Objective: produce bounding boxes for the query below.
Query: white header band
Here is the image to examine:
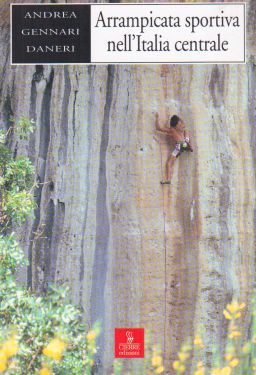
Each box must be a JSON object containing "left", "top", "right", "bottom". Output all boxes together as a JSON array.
[{"left": 91, "top": 3, "right": 245, "bottom": 64}]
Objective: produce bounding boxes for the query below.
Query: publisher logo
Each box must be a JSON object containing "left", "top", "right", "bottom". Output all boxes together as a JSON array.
[{"left": 115, "top": 328, "right": 144, "bottom": 358}]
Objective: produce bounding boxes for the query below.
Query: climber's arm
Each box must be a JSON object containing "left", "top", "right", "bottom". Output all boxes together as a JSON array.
[{"left": 155, "top": 113, "right": 173, "bottom": 135}]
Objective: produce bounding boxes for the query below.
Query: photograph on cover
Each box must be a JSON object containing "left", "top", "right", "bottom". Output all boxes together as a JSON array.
[{"left": 0, "top": 1, "right": 256, "bottom": 375}]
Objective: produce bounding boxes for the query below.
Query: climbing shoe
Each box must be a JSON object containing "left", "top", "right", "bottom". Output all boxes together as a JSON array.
[{"left": 160, "top": 180, "right": 171, "bottom": 185}]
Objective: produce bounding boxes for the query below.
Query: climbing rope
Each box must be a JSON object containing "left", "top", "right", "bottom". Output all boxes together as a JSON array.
[{"left": 156, "top": 136, "right": 168, "bottom": 357}]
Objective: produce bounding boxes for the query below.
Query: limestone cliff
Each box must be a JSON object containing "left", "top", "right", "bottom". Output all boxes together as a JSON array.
[{"left": 0, "top": 1, "right": 256, "bottom": 374}]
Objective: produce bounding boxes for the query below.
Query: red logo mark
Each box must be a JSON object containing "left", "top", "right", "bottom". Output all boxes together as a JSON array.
[{"left": 115, "top": 328, "right": 144, "bottom": 358}]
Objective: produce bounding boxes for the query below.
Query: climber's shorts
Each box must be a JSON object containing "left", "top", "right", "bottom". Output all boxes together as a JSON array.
[{"left": 171, "top": 142, "right": 188, "bottom": 157}]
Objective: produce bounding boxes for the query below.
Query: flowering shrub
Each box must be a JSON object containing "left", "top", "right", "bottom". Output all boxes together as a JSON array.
[
  {"left": 0, "top": 121, "right": 98, "bottom": 374},
  {"left": 0, "top": 236, "right": 95, "bottom": 374},
  {"left": 171, "top": 299, "right": 256, "bottom": 375}
]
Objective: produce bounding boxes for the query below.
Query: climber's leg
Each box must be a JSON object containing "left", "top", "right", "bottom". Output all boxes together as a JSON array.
[
  {"left": 160, "top": 155, "right": 177, "bottom": 184},
  {"left": 161, "top": 144, "right": 180, "bottom": 184},
  {"left": 166, "top": 154, "right": 177, "bottom": 180}
]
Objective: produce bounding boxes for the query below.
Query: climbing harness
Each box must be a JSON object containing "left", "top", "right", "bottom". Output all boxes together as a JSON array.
[{"left": 172, "top": 136, "right": 192, "bottom": 158}]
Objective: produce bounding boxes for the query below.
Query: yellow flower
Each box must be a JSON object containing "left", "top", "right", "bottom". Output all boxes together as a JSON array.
[
  {"left": 223, "top": 310, "right": 232, "bottom": 320},
  {"left": 43, "top": 337, "right": 67, "bottom": 362},
  {"left": 221, "top": 367, "right": 232, "bottom": 375},
  {"left": 0, "top": 362, "right": 7, "bottom": 373},
  {"left": 226, "top": 301, "right": 245, "bottom": 314},
  {"left": 152, "top": 355, "right": 163, "bottom": 367},
  {"left": 86, "top": 330, "right": 97, "bottom": 342},
  {"left": 1, "top": 336, "right": 18, "bottom": 358},
  {"left": 194, "top": 335, "right": 204, "bottom": 348},
  {"left": 227, "top": 301, "right": 240, "bottom": 314},
  {"left": 178, "top": 351, "right": 190, "bottom": 361},
  {"left": 173, "top": 360, "right": 180, "bottom": 370},
  {"left": 211, "top": 367, "right": 231, "bottom": 375},
  {"left": 195, "top": 369, "right": 205, "bottom": 375},
  {"left": 228, "top": 331, "right": 241, "bottom": 339},
  {"left": 0, "top": 351, "right": 7, "bottom": 373},
  {"left": 155, "top": 366, "right": 165, "bottom": 374},
  {"left": 225, "top": 354, "right": 233, "bottom": 361},
  {"left": 197, "top": 361, "right": 203, "bottom": 368},
  {"left": 39, "top": 367, "right": 52, "bottom": 375},
  {"left": 229, "top": 358, "right": 239, "bottom": 367},
  {"left": 252, "top": 336, "right": 256, "bottom": 344}
]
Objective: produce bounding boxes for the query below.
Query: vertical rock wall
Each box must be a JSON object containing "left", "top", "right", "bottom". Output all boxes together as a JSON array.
[{"left": 0, "top": 1, "right": 256, "bottom": 374}]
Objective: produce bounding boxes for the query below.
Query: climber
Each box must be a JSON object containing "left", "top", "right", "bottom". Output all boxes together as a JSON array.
[{"left": 155, "top": 113, "right": 193, "bottom": 184}]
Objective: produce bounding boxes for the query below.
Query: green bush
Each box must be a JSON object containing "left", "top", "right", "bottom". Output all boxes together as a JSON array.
[
  {"left": 10, "top": 117, "right": 35, "bottom": 141},
  {"left": 0, "top": 126, "right": 35, "bottom": 228},
  {"left": 0, "top": 234, "right": 27, "bottom": 278},
  {"left": 0, "top": 130, "right": 6, "bottom": 144},
  {"left": 0, "top": 121, "right": 98, "bottom": 374},
  {"left": 0, "top": 266, "right": 88, "bottom": 374},
  {"left": 2, "top": 190, "right": 36, "bottom": 224},
  {"left": 0, "top": 144, "right": 11, "bottom": 171},
  {"left": 4, "top": 157, "right": 34, "bottom": 191}
]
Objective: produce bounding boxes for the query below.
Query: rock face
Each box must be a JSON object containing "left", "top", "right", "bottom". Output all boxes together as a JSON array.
[{"left": 1, "top": 0, "right": 256, "bottom": 374}]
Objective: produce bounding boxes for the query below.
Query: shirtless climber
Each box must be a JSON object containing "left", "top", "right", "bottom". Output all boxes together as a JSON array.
[{"left": 155, "top": 113, "right": 193, "bottom": 184}]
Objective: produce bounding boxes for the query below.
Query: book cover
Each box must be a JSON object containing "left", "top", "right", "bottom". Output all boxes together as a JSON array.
[{"left": 0, "top": 1, "right": 254, "bottom": 374}]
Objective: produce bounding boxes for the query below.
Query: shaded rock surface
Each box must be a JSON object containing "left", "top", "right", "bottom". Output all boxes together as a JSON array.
[{"left": 0, "top": 1, "right": 256, "bottom": 373}]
